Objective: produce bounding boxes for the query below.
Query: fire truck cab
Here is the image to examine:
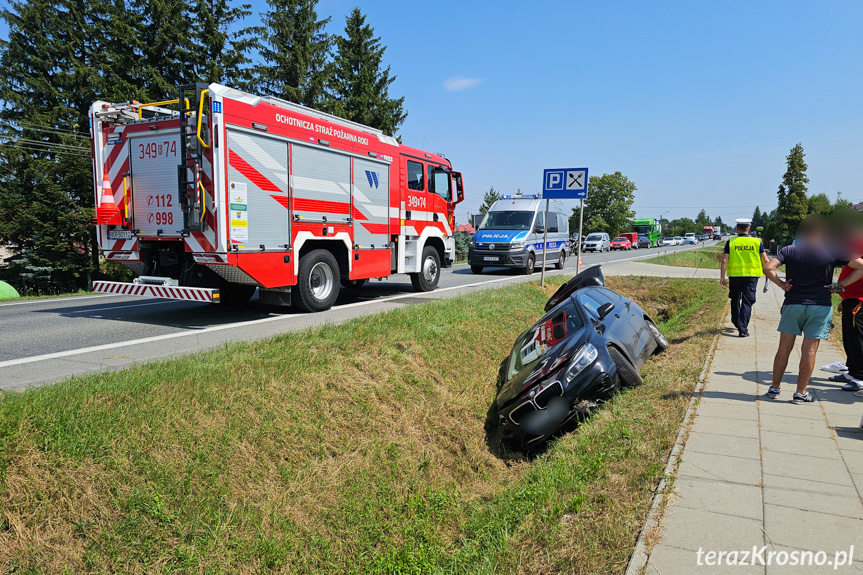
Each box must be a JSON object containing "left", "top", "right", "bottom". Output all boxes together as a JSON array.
[{"left": 90, "top": 83, "right": 464, "bottom": 312}]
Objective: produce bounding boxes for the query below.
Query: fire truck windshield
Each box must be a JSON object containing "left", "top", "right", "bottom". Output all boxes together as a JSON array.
[{"left": 479, "top": 210, "right": 534, "bottom": 230}]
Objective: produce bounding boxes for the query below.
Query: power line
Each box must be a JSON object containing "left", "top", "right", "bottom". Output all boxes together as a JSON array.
[{"left": 0, "top": 119, "right": 89, "bottom": 140}]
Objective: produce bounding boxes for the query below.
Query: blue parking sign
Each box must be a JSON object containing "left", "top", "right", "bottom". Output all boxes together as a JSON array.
[{"left": 542, "top": 168, "right": 588, "bottom": 199}]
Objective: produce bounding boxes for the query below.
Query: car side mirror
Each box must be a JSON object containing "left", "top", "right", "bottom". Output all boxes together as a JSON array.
[
  {"left": 597, "top": 302, "right": 614, "bottom": 319},
  {"left": 534, "top": 224, "right": 545, "bottom": 234}
]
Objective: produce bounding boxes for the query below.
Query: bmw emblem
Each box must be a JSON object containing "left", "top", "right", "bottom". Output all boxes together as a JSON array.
[{"left": 489, "top": 244, "right": 496, "bottom": 250}]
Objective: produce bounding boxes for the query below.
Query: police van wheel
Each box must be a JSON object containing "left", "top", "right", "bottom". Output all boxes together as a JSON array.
[
  {"left": 554, "top": 251, "right": 565, "bottom": 270},
  {"left": 523, "top": 253, "right": 536, "bottom": 275},
  {"left": 470, "top": 265, "right": 483, "bottom": 274},
  {"left": 410, "top": 246, "right": 440, "bottom": 292},
  {"left": 295, "top": 249, "right": 341, "bottom": 312}
]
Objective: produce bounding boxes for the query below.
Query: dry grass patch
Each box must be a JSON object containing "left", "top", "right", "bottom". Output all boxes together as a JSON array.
[{"left": 0, "top": 276, "right": 725, "bottom": 574}]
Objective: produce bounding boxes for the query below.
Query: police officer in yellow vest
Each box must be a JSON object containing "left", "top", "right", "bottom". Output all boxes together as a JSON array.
[{"left": 720, "top": 218, "right": 769, "bottom": 337}]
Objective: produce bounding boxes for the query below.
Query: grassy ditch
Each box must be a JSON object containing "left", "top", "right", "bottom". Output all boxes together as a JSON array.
[
  {"left": 0, "top": 276, "right": 726, "bottom": 574},
  {"left": 645, "top": 245, "right": 724, "bottom": 269}
]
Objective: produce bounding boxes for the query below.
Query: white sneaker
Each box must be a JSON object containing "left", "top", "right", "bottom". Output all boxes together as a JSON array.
[{"left": 820, "top": 361, "right": 848, "bottom": 374}]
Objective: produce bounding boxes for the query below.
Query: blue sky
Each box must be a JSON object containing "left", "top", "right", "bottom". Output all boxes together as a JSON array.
[
  {"left": 307, "top": 0, "right": 863, "bottom": 226},
  {"left": 4, "top": 0, "right": 861, "bottom": 227}
]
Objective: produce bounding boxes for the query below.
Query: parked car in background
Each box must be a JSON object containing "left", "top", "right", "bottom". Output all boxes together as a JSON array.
[
  {"left": 619, "top": 232, "right": 639, "bottom": 248},
  {"left": 637, "top": 235, "right": 651, "bottom": 249},
  {"left": 582, "top": 233, "right": 610, "bottom": 252},
  {"left": 610, "top": 237, "right": 632, "bottom": 250},
  {"left": 712, "top": 232, "right": 721, "bottom": 240},
  {"left": 683, "top": 233, "right": 697, "bottom": 245},
  {"left": 494, "top": 265, "right": 669, "bottom": 451},
  {"left": 674, "top": 236, "right": 684, "bottom": 245},
  {"left": 661, "top": 237, "right": 676, "bottom": 247}
]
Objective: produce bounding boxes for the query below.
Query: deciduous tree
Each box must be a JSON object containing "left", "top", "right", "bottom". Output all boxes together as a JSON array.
[{"left": 575, "top": 172, "right": 636, "bottom": 238}]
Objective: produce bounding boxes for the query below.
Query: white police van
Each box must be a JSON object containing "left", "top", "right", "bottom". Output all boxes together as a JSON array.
[{"left": 468, "top": 196, "right": 570, "bottom": 274}]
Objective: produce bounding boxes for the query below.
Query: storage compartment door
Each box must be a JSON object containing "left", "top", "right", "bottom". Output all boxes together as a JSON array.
[
  {"left": 353, "top": 158, "right": 390, "bottom": 248},
  {"left": 226, "top": 130, "right": 289, "bottom": 250},
  {"left": 291, "top": 144, "right": 351, "bottom": 223},
  {"left": 128, "top": 131, "right": 183, "bottom": 237}
]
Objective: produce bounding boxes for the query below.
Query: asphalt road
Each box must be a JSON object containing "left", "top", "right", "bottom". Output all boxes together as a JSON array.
[{"left": 0, "top": 242, "right": 716, "bottom": 390}]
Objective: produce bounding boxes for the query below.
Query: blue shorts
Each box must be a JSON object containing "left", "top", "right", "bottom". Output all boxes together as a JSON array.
[{"left": 777, "top": 304, "right": 833, "bottom": 339}]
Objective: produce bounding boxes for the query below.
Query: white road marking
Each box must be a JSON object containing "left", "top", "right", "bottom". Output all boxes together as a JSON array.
[
  {"left": 0, "top": 242, "right": 716, "bottom": 368},
  {"left": 0, "top": 294, "right": 115, "bottom": 308},
  {"left": 64, "top": 300, "right": 190, "bottom": 314}
]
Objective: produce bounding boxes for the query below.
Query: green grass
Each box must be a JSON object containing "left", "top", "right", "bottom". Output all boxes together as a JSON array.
[
  {"left": 644, "top": 245, "right": 724, "bottom": 269},
  {"left": 0, "top": 276, "right": 727, "bottom": 574},
  {"left": 0, "top": 290, "right": 93, "bottom": 303}
]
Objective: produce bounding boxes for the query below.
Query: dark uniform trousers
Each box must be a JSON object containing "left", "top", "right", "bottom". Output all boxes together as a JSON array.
[
  {"left": 840, "top": 298, "right": 863, "bottom": 380},
  {"left": 729, "top": 277, "right": 759, "bottom": 335}
]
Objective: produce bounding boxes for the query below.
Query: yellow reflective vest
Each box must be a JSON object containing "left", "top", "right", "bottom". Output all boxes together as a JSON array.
[{"left": 727, "top": 236, "right": 763, "bottom": 277}]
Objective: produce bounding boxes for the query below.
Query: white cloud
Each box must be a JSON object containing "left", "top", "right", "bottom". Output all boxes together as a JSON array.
[{"left": 443, "top": 77, "right": 483, "bottom": 92}]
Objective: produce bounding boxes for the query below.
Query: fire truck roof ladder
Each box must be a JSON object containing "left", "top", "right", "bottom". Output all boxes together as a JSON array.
[{"left": 177, "top": 83, "right": 208, "bottom": 234}]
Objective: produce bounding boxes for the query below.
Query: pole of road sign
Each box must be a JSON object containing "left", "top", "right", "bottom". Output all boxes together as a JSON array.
[
  {"left": 540, "top": 199, "right": 550, "bottom": 288},
  {"left": 577, "top": 198, "right": 584, "bottom": 272}
]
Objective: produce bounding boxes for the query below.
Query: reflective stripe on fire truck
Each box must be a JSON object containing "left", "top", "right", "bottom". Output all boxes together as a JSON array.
[{"left": 93, "top": 281, "right": 220, "bottom": 303}]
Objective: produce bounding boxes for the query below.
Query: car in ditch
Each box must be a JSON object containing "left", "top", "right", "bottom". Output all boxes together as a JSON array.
[{"left": 494, "top": 265, "right": 668, "bottom": 451}]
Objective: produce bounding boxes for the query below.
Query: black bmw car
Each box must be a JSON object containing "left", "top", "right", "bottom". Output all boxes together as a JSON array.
[{"left": 495, "top": 265, "right": 668, "bottom": 451}]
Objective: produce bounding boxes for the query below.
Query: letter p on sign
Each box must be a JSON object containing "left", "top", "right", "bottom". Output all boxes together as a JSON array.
[{"left": 546, "top": 171, "right": 564, "bottom": 191}]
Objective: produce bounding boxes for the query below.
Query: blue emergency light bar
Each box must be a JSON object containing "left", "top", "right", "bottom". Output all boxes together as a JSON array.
[{"left": 501, "top": 194, "right": 541, "bottom": 199}]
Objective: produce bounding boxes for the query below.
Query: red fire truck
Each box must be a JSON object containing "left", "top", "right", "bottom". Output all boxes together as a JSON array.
[{"left": 90, "top": 83, "right": 464, "bottom": 311}]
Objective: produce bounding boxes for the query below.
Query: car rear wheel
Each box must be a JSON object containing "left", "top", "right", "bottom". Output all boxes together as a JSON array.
[
  {"left": 295, "top": 249, "right": 341, "bottom": 312},
  {"left": 523, "top": 253, "right": 535, "bottom": 275},
  {"left": 410, "top": 246, "right": 440, "bottom": 292},
  {"left": 470, "top": 265, "right": 483, "bottom": 274},
  {"left": 646, "top": 319, "right": 669, "bottom": 354},
  {"left": 609, "top": 346, "right": 643, "bottom": 387},
  {"left": 554, "top": 251, "right": 565, "bottom": 270}
]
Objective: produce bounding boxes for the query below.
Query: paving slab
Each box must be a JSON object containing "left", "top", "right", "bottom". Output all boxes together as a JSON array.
[{"left": 634, "top": 269, "right": 863, "bottom": 575}]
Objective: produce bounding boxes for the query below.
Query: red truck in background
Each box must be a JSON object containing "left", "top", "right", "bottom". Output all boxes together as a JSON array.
[
  {"left": 619, "top": 232, "right": 639, "bottom": 249},
  {"left": 90, "top": 83, "right": 465, "bottom": 312}
]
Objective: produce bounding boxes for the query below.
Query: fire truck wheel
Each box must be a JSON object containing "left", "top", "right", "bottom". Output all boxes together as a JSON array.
[
  {"left": 295, "top": 249, "right": 341, "bottom": 312},
  {"left": 554, "top": 251, "right": 566, "bottom": 270},
  {"left": 340, "top": 278, "right": 367, "bottom": 289},
  {"left": 219, "top": 280, "right": 257, "bottom": 306},
  {"left": 470, "top": 265, "right": 483, "bottom": 274},
  {"left": 410, "top": 246, "right": 441, "bottom": 292},
  {"left": 522, "top": 253, "right": 536, "bottom": 275}
]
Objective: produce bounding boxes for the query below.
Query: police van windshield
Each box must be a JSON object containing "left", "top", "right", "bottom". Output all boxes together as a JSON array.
[{"left": 478, "top": 210, "right": 534, "bottom": 231}]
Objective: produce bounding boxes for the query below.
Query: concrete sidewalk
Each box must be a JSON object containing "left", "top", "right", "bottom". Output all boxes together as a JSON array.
[{"left": 638, "top": 283, "right": 863, "bottom": 574}]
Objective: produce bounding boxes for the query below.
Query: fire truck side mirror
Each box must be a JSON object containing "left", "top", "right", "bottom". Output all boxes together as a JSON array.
[{"left": 453, "top": 172, "right": 464, "bottom": 203}]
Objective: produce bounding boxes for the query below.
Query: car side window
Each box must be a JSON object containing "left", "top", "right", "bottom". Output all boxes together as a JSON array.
[
  {"left": 548, "top": 213, "right": 559, "bottom": 233},
  {"left": 407, "top": 160, "right": 424, "bottom": 191},
  {"left": 578, "top": 293, "right": 606, "bottom": 320},
  {"left": 595, "top": 288, "right": 620, "bottom": 303}
]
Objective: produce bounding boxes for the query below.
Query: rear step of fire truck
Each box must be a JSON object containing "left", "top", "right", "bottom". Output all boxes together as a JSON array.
[{"left": 93, "top": 277, "right": 220, "bottom": 303}]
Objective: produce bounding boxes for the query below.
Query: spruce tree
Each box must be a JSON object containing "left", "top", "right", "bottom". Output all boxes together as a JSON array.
[
  {"left": 258, "top": 0, "right": 331, "bottom": 107},
  {"left": 775, "top": 143, "right": 810, "bottom": 244},
  {"left": 752, "top": 205, "right": 762, "bottom": 228},
  {"left": 191, "top": 0, "right": 259, "bottom": 90},
  {"left": 329, "top": 7, "right": 406, "bottom": 136},
  {"left": 0, "top": 0, "right": 98, "bottom": 293},
  {"left": 135, "top": 0, "right": 198, "bottom": 98}
]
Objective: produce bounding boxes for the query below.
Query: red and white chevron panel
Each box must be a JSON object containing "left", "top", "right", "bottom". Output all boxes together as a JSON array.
[{"left": 93, "top": 281, "right": 219, "bottom": 303}]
